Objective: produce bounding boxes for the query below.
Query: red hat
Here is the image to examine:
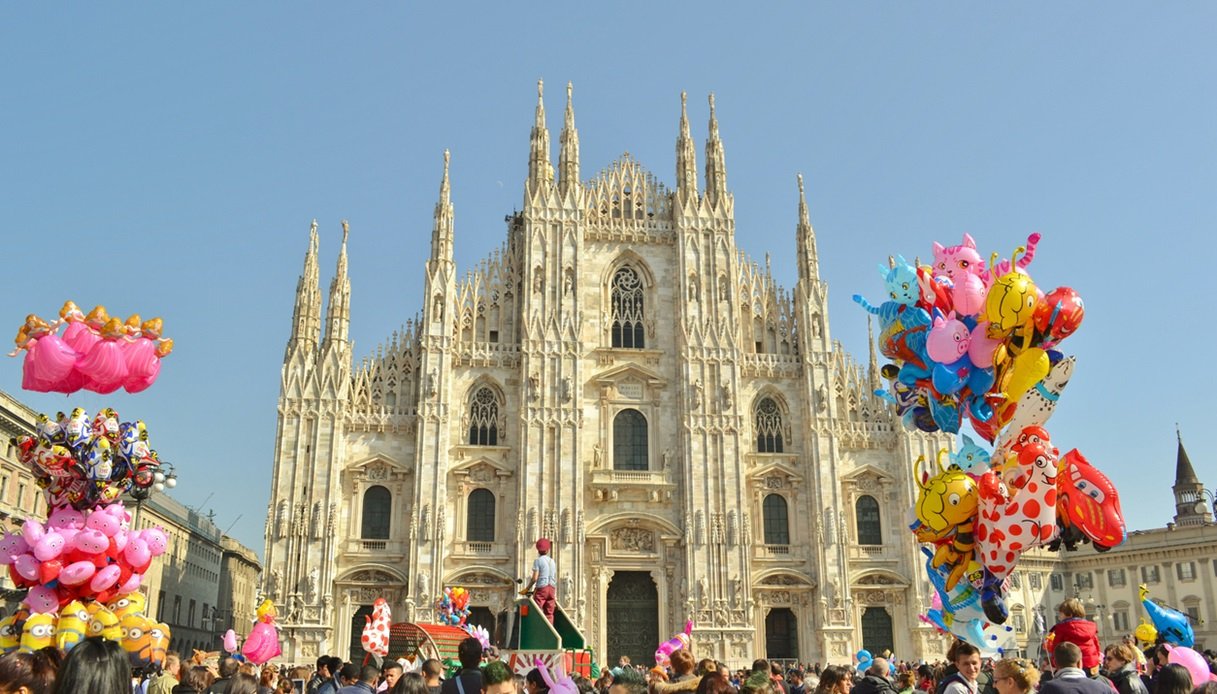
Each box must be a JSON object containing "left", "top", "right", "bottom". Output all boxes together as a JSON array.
[{"left": 535, "top": 538, "right": 551, "bottom": 553}]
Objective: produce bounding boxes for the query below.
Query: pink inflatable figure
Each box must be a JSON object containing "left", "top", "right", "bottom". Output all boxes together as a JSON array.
[
  {"left": 535, "top": 658, "right": 579, "bottom": 694},
  {"left": 654, "top": 619, "right": 694, "bottom": 666},
  {"left": 932, "top": 234, "right": 986, "bottom": 282},
  {"left": 242, "top": 600, "right": 282, "bottom": 665},
  {"left": 61, "top": 304, "right": 102, "bottom": 356},
  {"left": 0, "top": 532, "right": 29, "bottom": 565},
  {"left": 361, "top": 597, "right": 392, "bottom": 657},
  {"left": 76, "top": 318, "right": 129, "bottom": 394},
  {"left": 975, "top": 440, "right": 1059, "bottom": 581},
  {"left": 122, "top": 318, "right": 169, "bottom": 393},
  {"left": 223, "top": 628, "right": 239, "bottom": 654},
  {"left": 927, "top": 312, "right": 971, "bottom": 365},
  {"left": 982, "top": 233, "right": 1042, "bottom": 285}
]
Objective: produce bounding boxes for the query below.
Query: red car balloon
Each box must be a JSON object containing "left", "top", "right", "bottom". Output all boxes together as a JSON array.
[{"left": 1057, "top": 449, "right": 1125, "bottom": 550}]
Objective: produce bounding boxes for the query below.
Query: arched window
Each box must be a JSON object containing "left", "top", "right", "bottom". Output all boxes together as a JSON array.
[
  {"left": 755, "top": 397, "right": 784, "bottom": 453},
  {"left": 856, "top": 495, "right": 882, "bottom": 545},
  {"left": 468, "top": 387, "right": 499, "bottom": 446},
  {"left": 613, "top": 409, "right": 648, "bottom": 471},
  {"left": 763, "top": 494, "right": 790, "bottom": 545},
  {"left": 467, "top": 489, "right": 495, "bottom": 542},
  {"left": 611, "top": 267, "right": 646, "bottom": 348},
  {"left": 361, "top": 486, "right": 391, "bottom": 539}
]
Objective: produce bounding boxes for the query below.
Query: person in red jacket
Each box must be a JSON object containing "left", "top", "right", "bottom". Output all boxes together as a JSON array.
[{"left": 1044, "top": 598, "right": 1102, "bottom": 674}]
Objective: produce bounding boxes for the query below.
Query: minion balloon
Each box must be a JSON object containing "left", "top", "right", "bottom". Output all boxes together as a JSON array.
[
  {"left": 88, "top": 606, "right": 122, "bottom": 642},
  {"left": 147, "top": 622, "right": 172, "bottom": 667},
  {"left": 0, "top": 610, "right": 26, "bottom": 654},
  {"left": 120, "top": 613, "right": 154, "bottom": 667},
  {"left": 109, "top": 593, "right": 147, "bottom": 621},
  {"left": 56, "top": 600, "right": 90, "bottom": 652},
  {"left": 19, "top": 612, "right": 56, "bottom": 654}
]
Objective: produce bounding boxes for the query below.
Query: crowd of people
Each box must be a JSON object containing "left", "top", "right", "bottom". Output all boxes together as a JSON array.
[{"left": 2, "top": 596, "right": 1215, "bottom": 694}]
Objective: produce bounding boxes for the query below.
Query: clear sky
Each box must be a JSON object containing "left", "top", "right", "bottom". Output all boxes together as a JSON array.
[{"left": 2, "top": 4, "right": 1214, "bottom": 557}]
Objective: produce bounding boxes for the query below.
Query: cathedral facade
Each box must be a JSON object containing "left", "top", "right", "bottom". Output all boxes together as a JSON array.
[{"left": 262, "top": 82, "right": 954, "bottom": 666}]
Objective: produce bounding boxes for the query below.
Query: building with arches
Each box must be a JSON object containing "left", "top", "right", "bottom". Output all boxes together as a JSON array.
[{"left": 262, "top": 82, "right": 964, "bottom": 665}]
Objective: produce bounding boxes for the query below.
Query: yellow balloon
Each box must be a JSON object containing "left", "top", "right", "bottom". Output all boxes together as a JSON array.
[
  {"left": 56, "top": 601, "right": 90, "bottom": 653},
  {"left": 88, "top": 606, "right": 121, "bottom": 642},
  {"left": 1002, "top": 348, "right": 1051, "bottom": 403},
  {"left": 1135, "top": 620, "right": 1157, "bottom": 644},
  {"left": 19, "top": 613, "right": 56, "bottom": 654},
  {"left": 256, "top": 599, "right": 276, "bottom": 621},
  {"left": 985, "top": 271, "right": 1039, "bottom": 332}
]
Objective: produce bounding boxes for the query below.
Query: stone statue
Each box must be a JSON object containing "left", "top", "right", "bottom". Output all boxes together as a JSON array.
[
  {"left": 691, "top": 380, "right": 703, "bottom": 409},
  {"left": 417, "top": 571, "right": 430, "bottom": 601},
  {"left": 426, "top": 370, "right": 437, "bottom": 398},
  {"left": 592, "top": 443, "right": 603, "bottom": 469},
  {"left": 697, "top": 576, "right": 709, "bottom": 608},
  {"left": 662, "top": 448, "right": 671, "bottom": 468},
  {"left": 720, "top": 380, "right": 733, "bottom": 409},
  {"left": 304, "top": 568, "right": 319, "bottom": 604},
  {"left": 560, "top": 572, "right": 574, "bottom": 600},
  {"left": 267, "top": 569, "right": 281, "bottom": 598}
]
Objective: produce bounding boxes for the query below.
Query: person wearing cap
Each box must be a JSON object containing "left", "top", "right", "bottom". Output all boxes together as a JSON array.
[{"left": 522, "top": 537, "right": 558, "bottom": 622}]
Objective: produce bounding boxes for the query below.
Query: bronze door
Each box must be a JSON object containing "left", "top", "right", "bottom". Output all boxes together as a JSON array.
[
  {"left": 606, "top": 571, "right": 659, "bottom": 667},
  {"left": 861, "top": 606, "right": 894, "bottom": 656}
]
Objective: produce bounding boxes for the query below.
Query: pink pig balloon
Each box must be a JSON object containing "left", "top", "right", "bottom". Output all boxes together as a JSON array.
[
  {"left": 22, "top": 519, "right": 45, "bottom": 544},
  {"left": 14, "top": 554, "right": 39, "bottom": 581},
  {"left": 90, "top": 564, "right": 121, "bottom": 592},
  {"left": 927, "top": 312, "right": 971, "bottom": 365},
  {"left": 74, "top": 529, "right": 109, "bottom": 555},
  {"left": 117, "top": 572, "right": 142, "bottom": 595},
  {"left": 142, "top": 529, "right": 168, "bottom": 557},
  {"left": 86, "top": 510, "right": 122, "bottom": 538},
  {"left": 59, "top": 560, "right": 98, "bottom": 586},
  {"left": 48, "top": 507, "right": 85, "bottom": 530},
  {"left": 33, "top": 532, "right": 66, "bottom": 561},
  {"left": 124, "top": 538, "right": 151, "bottom": 568},
  {"left": 24, "top": 585, "right": 60, "bottom": 614},
  {"left": 0, "top": 533, "right": 30, "bottom": 564}
]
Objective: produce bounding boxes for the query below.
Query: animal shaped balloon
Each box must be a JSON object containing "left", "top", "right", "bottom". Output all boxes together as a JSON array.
[
  {"left": 535, "top": 657, "right": 579, "bottom": 694},
  {"left": 950, "top": 435, "right": 991, "bottom": 474},
  {"left": 1140, "top": 585, "right": 1194, "bottom": 647},
  {"left": 654, "top": 619, "right": 693, "bottom": 667},
  {"left": 223, "top": 628, "right": 239, "bottom": 654},
  {"left": 994, "top": 356, "right": 1075, "bottom": 451},
  {"left": 984, "top": 250, "right": 1039, "bottom": 334},
  {"left": 361, "top": 597, "right": 392, "bottom": 658},
  {"left": 241, "top": 599, "right": 282, "bottom": 665},
  {"left": 912, "top": 451, "right": 978, "bottom": 590}
]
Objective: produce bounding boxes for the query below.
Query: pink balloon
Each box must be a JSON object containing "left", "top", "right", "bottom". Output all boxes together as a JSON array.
[
  {"left": 48, "top": 507, "right": 86, "bottom": 530},
  {"left": 0, "top": 532, "right": 30, "bottom": 563},
  {"left": 62, "top": 321, "right": 100, "bottom": 357},
  {"left": 22, "top": 341, "right": 52, "bottom": 392},
  {"left": 968, "top": 322, "right": 1003, "bottom": 368},
  {"left": 952, "top": 273, "right": 987, "bottom": 317},
  {"left": 116, "top": 572, "right": 142, "bottom": 595},
  {"left": 124, "top": 538, "right": 151, "bottom": 568},
  {"left": 1167, "top": 645, "right": 1215, "bottom": 686},
  {"left": 25, "top": 585, "right": 60, "bottom": 614},
  {"left": 34, "top": 532, "right": 67, "bottom": 561},
  {"left": 89, "top": 564, "right": 121, "bottom": 592},
  {"left": 86, "top": 510, "right": 122, "bottom": 538},
  {"left": 142, "top": 528, "right": 168, "bottom": 557},
  {"left": 111, "top": 528, "right": 129, "bottom": 553},
  {"left": 14, "top": 553, "right": 39, "bottom": 581},
  {"left": 59, "top": 560, "right": 98, "bottom": 586},
  {"left": 74, "top": 528, "right": 109, "bottom": 555},
  {"left": 223, "top": 628, "right": 238, "bottom": 654},
  {"left": 30, "top": 334, "right": 78, "bottom": 386},
  {"left": 76, "top": 339, "right": 129, "bottom": 393},
  {"left": 22, "top": 519, "right": 46, "bottom": 544},
  {"left": 122, "top": 338, "right": 162, "bottom": 393}
]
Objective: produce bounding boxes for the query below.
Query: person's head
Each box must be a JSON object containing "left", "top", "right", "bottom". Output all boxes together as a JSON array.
[
  {"left": 752, "top": 660, "right": 770, "bottom": 675},
  {"left": 317, "top": 656, "right": 331, "bottom": 678},
  {"left": 671, "top": 650, "right": 696, "bottom": 677},
  {"left": 950, "top": 642, "right": 981, "bottom": 683},
  {"left": 484, "top": 661, "right": 516, "bottom": 694},
  {"left": 527, "top": 668, "right": 552, "bottom": 694},
  {"left": 741, "top": 672, "right": 774, "bottom": 694},
  {"left": 895, "top": 672, "right": 914, "bottom": 691},
  {"left": 536, "top": 538, "right": 551, "bottom": 556},
  {"left": 1155, "top": 663, "right": 1194, "bottom": 694},
  {"left": 916, "top": 665, "right": 932, "bottom": 682},
  {"left": 340, "top": 663, "right": 362, "bottom": 685},
  {"left": 1056, "top": 598, "right": 1085, "bottom": 621},
  {"left": 327, "top": 657, "right": 345, "bottom": 679},
  {"left": 358, "top": 665, "right": 381, "bottom": 685},
  {"left": 610, "top": 667, "right": 647, "bottom": 694},
  {"left": 393, "top": 672, "right": 430, "bottom": 694},
  {"left": 383, "top": 661, "right": 404, "bottom": 690},
  {"left": 423, "top": 659, "right": 444, "bottom": 682},
  {"left": 219, "top": 656, "right": 241, "bottom": 679},
  {"left": 1153, "top": 644, "right": 1171, "bottom": 668},
  {"left": 0, "top": 647, "right": 61, "bottom": 694},
  {"left": 163, "top": 652, "right": 181, "bottom": 678},
  {"left": 788, "top": 671, "right": 805, "bottom": 685},
  {"left": 183, "top": 666, "right": 216, "bottom": 692},
  {"left": 261, "top": 665, "right": 279, "bottom": 688},
  {"left": 1052, "top": 642, "right": 1083, "bottom": 671},
  {"left": 618, "top": 656, "right": 632, "bottom": 668},
  {"left": 695, "top": 659, "right": 718, "bottom": 678},
  {"left": 867, "top": 660, "right": 889, "bottom": 680},
  {"left": 53, "top": 637, "right": 130, "bottom": 694},
  {"left": 992, "top": 658, "right": 1038, "bottom": 694},
  {"left": 694, "top": 673, "right": 736, "bottom": 694},
  {"left": 1104, "top": 643, "right": 1137, "bottom": 672},
  {"left": 814, "top": 666, "right": 850, "bottom": 694},
  {"left": 278, "top": 678, "right": 296, "bottom": 694},
  {"left": 459, "top": 636, "right": 484, "bottom": 669},
  {"left": 228, "top": 673, "right": 260, "bottom": 694},
  {"left": 1192, "top": 682, "right": 1217, "bottom": 694},
  {"left": 514, "top": 674, "right": 527, "bottom": 694}
]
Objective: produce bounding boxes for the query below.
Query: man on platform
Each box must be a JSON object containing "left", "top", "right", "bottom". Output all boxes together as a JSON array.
[{"left": 522, "top": 537, "right": 558, "bottom": 623}]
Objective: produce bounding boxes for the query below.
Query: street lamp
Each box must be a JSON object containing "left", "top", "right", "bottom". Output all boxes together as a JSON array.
[{"left": 1180, "top": 489, "right": 1217, "bottom": 521}]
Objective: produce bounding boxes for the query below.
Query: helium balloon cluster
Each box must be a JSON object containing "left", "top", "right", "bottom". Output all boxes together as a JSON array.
[
  {"left": 11, "top": 408, "right": 169, "bottom": 509},
  {"left": 437, "top": 586, "right": 470, "bottom": 626},
  {"left": 11, "top": 302, "right": 173, "bottom": 395},
  {"left": 240, "top": 599, "right": 283, "bottom": 665},
  {"left": 654, "top": 619, "right": 693, "bottom": 667},
  {"left": 0, "top": 532, "right": 172, "bottom": 669},
  {"left": 1, "top": 503, "right": 167, "bottom": 612},
  {"left": 858, "top": 234, "right": 1127, "bottom": 651},
  {"left": 361, "top": 597, "right": 392, "bottom": 658}
]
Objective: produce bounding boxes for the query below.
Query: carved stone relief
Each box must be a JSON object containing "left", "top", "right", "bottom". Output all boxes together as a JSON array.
[{"left": 610, "top": 527, "right": 655, "bottom": 552}]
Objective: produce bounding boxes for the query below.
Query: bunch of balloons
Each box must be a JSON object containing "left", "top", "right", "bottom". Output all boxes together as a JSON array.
[
  {"left": 240, "top": 599, "right": 283, "bottom": 665},
  {"left": 437, "top": 586, "right": 470, "bottom": 626},
  {"left": 10, "top": 302, "right": 174, "bottom": 395},
  {"left": 858, "top": 234, "right": 1127, "bottom": 650},
  {"left": 10, "top": 408, "right": 168, "bottom": 509},
  {"left": 1, "top": 503, "right": 167, "bottom": 612},
  {"left": 0, "top": 582, "right": 171, "bottom": 668}
]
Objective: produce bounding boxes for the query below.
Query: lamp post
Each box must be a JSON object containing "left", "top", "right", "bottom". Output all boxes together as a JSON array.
[
  {"left": 1180, "top": 489, "right": 1217, "bottom": 523},
  {"left": 127, "top": 462, "right": 178, "bottom": 530}
]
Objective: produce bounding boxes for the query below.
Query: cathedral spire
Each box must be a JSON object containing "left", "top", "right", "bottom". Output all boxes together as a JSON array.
[
  {"left": 431, "top": 150, "right": 454, "bottom": 267},
  {"left": 676, "top": 91, "right": 699, "bottom": 203},
  {"left": 558, "top": 81, "right": 580, "bottom": 195},
  {"left": 704, "top": 93, "right": 728, "bottom": 207},
  {"left": 286, "top": 219, "right": 322, "bottom": 362},
  {"left": 796, "top": 173, "right": 820, "bottom": 281},
  {"left": 527, "top": 79, "right": 553, "bottom": 192},
  {"left": 322, "top": 220, "right": 351, "bottom": 350},
  {"left": 867, "top": 315, "right": 882, "bottom": 391},
  {"left": 1172, "top": 427, "right": 1212, "bottom": 527}
]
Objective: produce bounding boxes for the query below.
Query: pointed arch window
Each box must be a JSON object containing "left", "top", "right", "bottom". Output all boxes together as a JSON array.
[
  {"left": 755, "top": 397, "right": 784, "bottom": 453},
  {"left": 468, "top": 387, "right": 499, "bottom": 446},
  {"left": 611, "top": 267, "right": 646, "bottom": 348},
  {"left": 613, "top": 409, "right": 648, "bottom": 471},
  {"left": 856, "top": 495, "right": 882, "bottom": 545},
  {"left": 467, "top": 488, "right": 496, "bottom": 542},
  {"left": 361, "top": 486, "right": 391, "bottom": 539},
  {"left": 763, "top": 494, "right": 790, "bottom": 545}
]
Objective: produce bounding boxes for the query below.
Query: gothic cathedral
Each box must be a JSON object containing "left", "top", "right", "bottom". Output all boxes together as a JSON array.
[{"left": 263, "top": 82, "right": 953, "bottom": 666}]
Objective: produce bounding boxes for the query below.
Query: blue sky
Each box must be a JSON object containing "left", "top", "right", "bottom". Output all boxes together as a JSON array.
[{"left": 2, "top": 4, "right": 1214, "bottom": 556}]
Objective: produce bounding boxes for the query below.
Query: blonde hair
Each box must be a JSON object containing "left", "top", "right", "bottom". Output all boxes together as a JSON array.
[
  {"left": 1057, "top": 598, "right": 1086, "bottom": 618},
  {"left": 994, "top": 659, "right": 1039, "bottom": 693},
  {"left": 1106, "top": 643, "right": 1137, "bottom": 664}
]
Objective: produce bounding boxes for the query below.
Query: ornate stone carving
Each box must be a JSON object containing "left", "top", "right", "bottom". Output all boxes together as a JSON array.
[
  {"left": 367, "top": 463, "right": 389, "bottom": 481},
  {"left": 726, "top": 511, "right": 738, "bottom": 546},
  {"left": 764, "top": 475, "right": 784, "bottom": 489},
  {"left": 694, "top": 511, "right": 705, "bottom": 546},
  {"left": 420, "top": 504, "right": 430, "bottom": 541},
  {"left": 610, "top": 527, "right": 655, "bottom": 552}
]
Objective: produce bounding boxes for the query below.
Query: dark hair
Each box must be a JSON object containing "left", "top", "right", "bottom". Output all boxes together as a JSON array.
[
  {"left": 383, "top": 661, "right": 404, "bottom": 674},
  {"left": 261, "top": 666, "right": 278, "bottom": 687},
  {"left": 220, "top": 656, "right": 241, "bottom": 678},
  {"left": 528, "top": 668, "right": 551, "bottom": 692},
  {"left": 950, "top": 641, "right": 980, "bottom": 662},
  {"left": 752, "top": 660, "right": 770, "bottom": 674},
  {"left": 741, "top": 672, "right": 774, "bottom": 694},
  {"left": 672, "top": 650, "right": 696, "bottom": 676},
  {"left": 361, "top": 665, "right": 382, "bottom": 684},
  {"left": 184, "top": 665, "right": 216, "bottom": 691},
  {"left": 696, "top": 659, "right": 719, "bottom": 678},
  {"left": 814, "top": 666, "right": 851, "bottom": 694},
  {"left": 328, "top": 656, "right": 345, "bottom": 676},
  {"left": 53, "top": 637, "right": 130, "bottom": 694},
  {"left": 696, "top": 673, "right": 738, "bottom": 694},
  {"left": 612, "top": 668, "right": 646, "bottom": 686},
  {"left": 228, "top": 672, "right": 260, "bottom": 694},
  {"left": 0, "top": 647, "right": 62, "bottom": 694},
  {"left": 485, "top": 661, "right": 514, "bottom": 686},
  {"left": 1053, "top": 642, "right": 1082, "bottom": 669},
  {"left": 423, "top": 659, "right": 444, "bottom": 678},
  {"left": 317, "top": 655, "right": 329, "bottom": 669},
  {"left": 392, "top": 672, "right": 430, "bottom": 694},
  {"left": 340, "top": 663, "right": 362, "bottom": 681},
  {"left": 1157, "top": 664, "right": 1194, "bottom": 694},
  {"left": 459, "top": 637, "right": 484, "bottom": 669},
  {"left": 1191, "top": 682, "right": 1217, "bottom": 694}
]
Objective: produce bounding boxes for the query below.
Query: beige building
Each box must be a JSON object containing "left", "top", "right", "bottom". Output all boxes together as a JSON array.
[
  {"left": 219, "top": 535, "right": 263, "bottom": 641},
  {"left": 0, "top": 389, "right": 42, "bottom": 612}
]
